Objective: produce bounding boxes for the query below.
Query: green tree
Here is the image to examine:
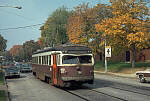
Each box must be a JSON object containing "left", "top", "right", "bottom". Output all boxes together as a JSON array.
[
  {"left": 0, "top": 34, "right": 7, "bottom": 52},
  {"left": 40, "top": 6, "right": 72, "bottom": 47}
]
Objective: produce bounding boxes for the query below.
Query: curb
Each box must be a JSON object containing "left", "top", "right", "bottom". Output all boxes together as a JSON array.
[{"left": 94, "top": 71, "right": 137, "bottom": 79}]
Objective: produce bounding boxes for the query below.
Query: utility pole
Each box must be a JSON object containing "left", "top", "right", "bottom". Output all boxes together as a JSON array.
[{"left": 104, "top": 38, "right": 107, "bottom": 73}]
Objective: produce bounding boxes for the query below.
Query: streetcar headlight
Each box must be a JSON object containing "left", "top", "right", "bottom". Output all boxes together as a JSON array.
[{"left": 60, "top": 68, "right": 67, "bottom": 74}]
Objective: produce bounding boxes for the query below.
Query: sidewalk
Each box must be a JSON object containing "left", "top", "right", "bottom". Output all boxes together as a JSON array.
[{"left": 94, "top": 71, "right": 136, "bottom": 79}]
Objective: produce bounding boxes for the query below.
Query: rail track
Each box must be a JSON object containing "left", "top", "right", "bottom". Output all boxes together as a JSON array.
[
  {"left": 63, "top": 86, "right": 128, "bottom": 101},
  {"left": 96, "top": 79, "right": 150, "bottom": 96},
  {"left": 63, "top": 82, "right": 150, "bottom": 101}
]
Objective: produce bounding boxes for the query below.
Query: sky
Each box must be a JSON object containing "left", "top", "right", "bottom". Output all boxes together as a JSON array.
[{"left": 0, "top": 0, "right": 109, "bottom": 50}]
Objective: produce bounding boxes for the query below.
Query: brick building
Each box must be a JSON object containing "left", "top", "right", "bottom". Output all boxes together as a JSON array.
[{"left": 95, "top": 48, "right": 150, "bottom": 62}]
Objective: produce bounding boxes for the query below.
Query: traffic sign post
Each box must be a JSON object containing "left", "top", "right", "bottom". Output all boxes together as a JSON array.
[{"left": 104, "top": 39, "right": 111, "bottom": 73}]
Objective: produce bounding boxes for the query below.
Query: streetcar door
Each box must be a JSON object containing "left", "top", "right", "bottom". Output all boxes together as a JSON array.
[{"left": 52, "top": 54, "right": 58, "bottom": 85}]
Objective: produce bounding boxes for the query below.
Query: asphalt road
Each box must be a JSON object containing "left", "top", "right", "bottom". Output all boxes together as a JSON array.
[{"left": 6, "top": 73, "right": 150, "bottom": 101}]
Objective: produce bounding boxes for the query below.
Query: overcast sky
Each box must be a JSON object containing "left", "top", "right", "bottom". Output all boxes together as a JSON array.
[{"left": 0, "top": 0, "right": 109, "bottom": 50}]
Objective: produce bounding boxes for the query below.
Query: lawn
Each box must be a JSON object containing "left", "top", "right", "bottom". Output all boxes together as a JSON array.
[
  {"left": 95, "top": 61, "right": 150, "bottom": 73},
  {"left": 0, "top": 91, "right": 6, "bottom": 101}
]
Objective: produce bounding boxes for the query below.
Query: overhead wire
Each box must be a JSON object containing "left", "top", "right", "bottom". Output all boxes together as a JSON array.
[
  {"left": 0, "top": 8, "right": 44, "bottom": 31},
  {"left": 0, "top": 23, "right": 44, "bottom": 31},
  {"left": 0, "top": 9, "right": 35, "bottom": 21}
]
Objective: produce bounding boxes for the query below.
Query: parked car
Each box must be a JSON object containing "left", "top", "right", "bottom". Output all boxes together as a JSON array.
[
  {"left": 2, "top": 61, "right": 15, "bottom": 69},
  {"left": 136, "top": 69, "right": 150, "bottom": 83},
  {"left": 15, "top": 62, "right": 23, "bottom": 69},
  {"left": 20, "top": 64, "right": 32, "bottom": 73},
  {"left": 2, "top": 61, "right": 9, "bottom": 69},
  {"left": 5, "top": 66, "right": 20, "bottom": 79}
]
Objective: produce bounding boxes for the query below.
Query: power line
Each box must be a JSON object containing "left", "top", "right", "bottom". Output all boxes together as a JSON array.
[
  {"left": 0, "top": 9, "right": 35, "bottom": 21},
  {"left": 0, "top": 23, "right": 44, "bottom": 31}
]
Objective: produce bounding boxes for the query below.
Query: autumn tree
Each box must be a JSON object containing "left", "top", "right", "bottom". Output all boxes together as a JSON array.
[
  {"left": 67, "top": 3, "right": 112, "bottom": 64},
  {"left": 67, "top": 3, "right": 97, "bottom": 46},
  {"left": 9, "top": 45, "right": 22, "bottom": 57},
  {"left": 96, "top": 0, "right": 150, "bottom": 68},
  {"left": 22, "top": 40, "right": 40, "bottom": 61},
  {"left": 40, "top": 6, "right": 72, "bottom": 47},
  {"left": 9, "top": 45, "right": 25, "bottom": 62}
]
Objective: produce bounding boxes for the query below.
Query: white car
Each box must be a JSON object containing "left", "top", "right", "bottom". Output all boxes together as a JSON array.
[
  {"left": 20, "top": 64, "right": 32, "bottom": 73},
  {"left": 136, "top": 69, "right": 150, "bottom": 83}
]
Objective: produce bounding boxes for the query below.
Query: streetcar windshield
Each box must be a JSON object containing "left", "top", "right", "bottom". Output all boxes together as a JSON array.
[{"left": 62, "top": 55, "right": 92, "bottom": 64}]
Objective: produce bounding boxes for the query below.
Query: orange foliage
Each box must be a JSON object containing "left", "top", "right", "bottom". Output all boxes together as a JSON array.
[
  {"left": 9, "top": 45, "right": 22, "bottom": 57},
  {"left": 67, "top": 3, "right": 97, "bottom": 45},
  {"left": 67, "top": 15, "right": 84, "bottom": 44},
  {"left": 95, "top": 0, "right": 150, "bottom": 50},
  {"left": 37, "top": 37, "right": 44, "bottom": 46}
]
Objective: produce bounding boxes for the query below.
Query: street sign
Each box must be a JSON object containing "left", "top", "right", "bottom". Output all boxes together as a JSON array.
[{"left": 105, "top": 46, "right": 111, "bottom": 57}]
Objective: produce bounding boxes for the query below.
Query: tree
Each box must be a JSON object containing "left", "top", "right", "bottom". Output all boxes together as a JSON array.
[
  {"left": 1, "top": 51, "right": 13, "bottom": 61},
  {"left": 40, "top": 6, "right": 72, "bottom": 47},
  {"left": 96, "top": 0, "right": 150, "bottom": 68},
  {"left": 67, "top": 3, "right": 97, "bottom": 45},
  {"left": 9, "top": 45, "right": 23, "bottom": 62},
  {"left": 0, "top": 34, "right": 7, "bottom": 52},
  {"left": 67, "top": 3, "right": 112, "bottom": 64},
  {"left": 9, "top": 45, "right": 22, "bottom": 57},
  {"left": 22, "top": 40, "right": 40, "bottom": 61}
]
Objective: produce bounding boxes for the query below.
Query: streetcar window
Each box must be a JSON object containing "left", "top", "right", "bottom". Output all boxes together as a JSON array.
[
  {"left": 45, "top": 56, "right": 47, "bottom": 65},
  {"left": 36, "top": 57, "right": 38, "bottom": 64},
  {"left": 46, "top": 56, "right": 48, "bottom": 65},
  {"left": 42, "top": 56, "right": 48, "bottom": 65},
  {"left": 62, "top": 55, "right": 92, "bottom": 64},
  {"left": 39, "top": 56, "right": 41, "bottom": 64},
  {"left": 79, "top": 55, "right": 92, "bottom": 64},
  {"left": 63, "top": 56, "right": 78, "bottom": 64},
  {"left": 49, "top": 55, "right": 51, "bottom": 65},
  {"left": 43, "top": 56, "right": 46, "bottom": 65},
  {"left": 42, "top": 56, "right": 44, "bottom": 64},
  {"left": 34, "top": 57, "right": 36, "bottom": 63}
]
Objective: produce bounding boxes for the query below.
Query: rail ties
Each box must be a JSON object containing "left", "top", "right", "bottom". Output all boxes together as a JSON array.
[
  {"left": 91, "top": 89, "right": 128, "bottom": 101},
  {"left": 63, "top": 86, "right": 128, "bottom": 101},
  {"left": 109, "top": 86, "right": 150, "bottom": 97},
  {"left": 63, "top": 89, "right": 90, "bottom": 101}
]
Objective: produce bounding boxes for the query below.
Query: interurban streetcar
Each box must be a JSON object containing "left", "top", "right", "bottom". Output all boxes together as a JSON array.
[{"left": 32, "top": 44, "right": 94, "bottom": 87}]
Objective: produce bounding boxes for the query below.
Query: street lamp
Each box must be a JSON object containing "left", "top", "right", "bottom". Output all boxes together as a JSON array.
[{"left": 0, "top": 5, "right": 22, "bottom": 9}]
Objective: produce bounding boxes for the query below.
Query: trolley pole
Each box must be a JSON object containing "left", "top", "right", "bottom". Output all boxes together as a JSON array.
[{"left": 104, "top": 38, "right": 107, "bottom": 73}]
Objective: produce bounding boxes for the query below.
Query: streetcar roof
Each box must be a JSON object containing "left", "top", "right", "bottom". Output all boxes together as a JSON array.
[{"left": 33, "top": 44, "right": 92, "bottom": 55}]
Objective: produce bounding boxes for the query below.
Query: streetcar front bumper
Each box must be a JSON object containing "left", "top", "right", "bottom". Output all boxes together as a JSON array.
[{"left": 61, "top": 76, "right": 94, "bottom": 82}]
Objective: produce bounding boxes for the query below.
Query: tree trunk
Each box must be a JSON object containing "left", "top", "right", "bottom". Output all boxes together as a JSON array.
[{"left": 131, "top": 44, "right": 136, "bottom": 68}]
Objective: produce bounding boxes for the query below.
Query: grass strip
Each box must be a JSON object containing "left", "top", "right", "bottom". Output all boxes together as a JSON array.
[
  {"left": 0, "top": 91, "right": 6, "bottom": 101},
  {"left": 95, "top": 61, "right": 150, "bottom": 72},
  {"left": 0, "top": 71, "right": 4, "bottom": 85}
]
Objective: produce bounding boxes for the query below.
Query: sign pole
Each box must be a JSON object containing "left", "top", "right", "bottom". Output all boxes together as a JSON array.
[{"left": 104, "top": 38, "right": 107, "bottom": 73}]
